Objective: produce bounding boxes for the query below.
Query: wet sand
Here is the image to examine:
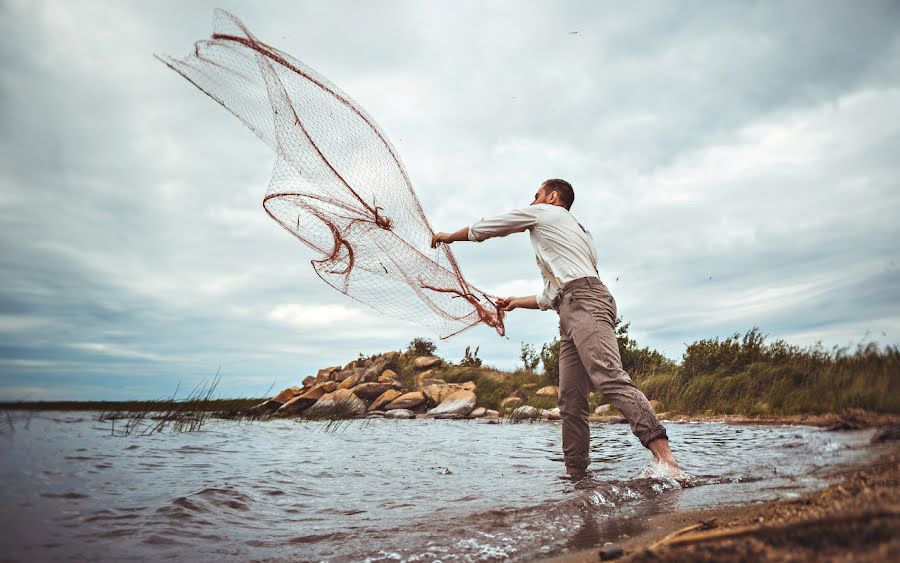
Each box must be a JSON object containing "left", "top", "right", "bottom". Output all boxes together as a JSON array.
[{"left": 544, "top": 446, "right": 900, "bottom": 562}]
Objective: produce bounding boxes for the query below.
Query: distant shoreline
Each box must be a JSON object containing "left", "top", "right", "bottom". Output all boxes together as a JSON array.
[{"left": 3, "top": 401, "right": 898, "bottom": 430}]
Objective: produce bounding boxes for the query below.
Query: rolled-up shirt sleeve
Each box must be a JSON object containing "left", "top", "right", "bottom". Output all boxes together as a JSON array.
[
  {"left": 468, "top": 207, "right": 539, "bottom": 242},
  {"left": 535, "top": 275, "right": 559, "bottom": 311}
]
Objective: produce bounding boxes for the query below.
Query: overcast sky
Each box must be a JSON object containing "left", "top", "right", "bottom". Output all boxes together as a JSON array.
[{"left": 1, "top": 0, "right": 898, "bottom": 400}]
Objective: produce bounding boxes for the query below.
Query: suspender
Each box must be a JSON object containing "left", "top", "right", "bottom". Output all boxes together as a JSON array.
[{"left": 537, "top": 258, "right": 562, "bottom": 291}]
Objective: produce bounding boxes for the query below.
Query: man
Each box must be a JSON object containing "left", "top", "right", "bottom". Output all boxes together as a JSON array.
[{"left": 430, "top": 179, "right": 680, "bottom": 477}]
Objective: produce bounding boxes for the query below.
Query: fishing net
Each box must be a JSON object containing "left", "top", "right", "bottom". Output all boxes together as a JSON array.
[{"left": 156, "top": 10, "right": 504, "bottom": 338}]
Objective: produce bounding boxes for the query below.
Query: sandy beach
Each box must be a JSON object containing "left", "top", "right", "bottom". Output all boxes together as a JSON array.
[{"left": 543, "top": 444, "right": 900, "bottom": 562}]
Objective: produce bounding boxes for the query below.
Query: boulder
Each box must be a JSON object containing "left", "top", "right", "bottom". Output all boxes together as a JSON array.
[
  {"left": 369, "top": 389, "right": 403, "bottom": 411},
  {"left": 547, "top": 407, "right": 562, "bottom": 421},
  {"left": 423, "top": 382, "right": 461, "bottom": 404},
  {"left": 510, "top": 405, "right": 551, "bottom": 420},
  {"left": 595, "top": 404, "right": 612, "bottom": 415},
  {"left": 521, "top": 383, "right": 539, "bottom": 390},
  {"left": 352, "top": 382, "right": 400, "bottom": 402},
  {"left": 304, "top": 389, "right": 366, "bottom": 418},
  {"left": 485, "top": 409, "right": 500, "bottom": 417},
  {"left": 413, "top": 356, "right": 442, "bottom": 370},
  {"left": 417, "top": 376, "right": 444, "bottom": 390},
  {"left": 499, "top": 396, "right": 523, "bottom": 409},
  {"left": 386, "top": 391, "right": 426, "bottom": 410},
  {"left": 381, "top": 351, "right": 401, "bottom": 363},
  {"left": 272, "top": 386, "right": 303, "bottom": 403},
  {"left": 301, "top": 375, "right": 316, "bottom": 387},
  {"left": 334, "top": 367, "right": 365, "bottom": 382},
  {"left": 415, "top": 369, "right": 437, "bottom": 386},
  {"left": 378, "top": 369, "right": 398, "bottom": 383},
  {"left": 384, "top": 409, "right": 416, "bottom": 419},
  {"left": 535, "top": 385, "right": 559, "bottom": 397},
  {"left": 469, "top": 407, "right": 487, "bottom": 418},
  {"left": 316, "top": 366, "right": 341, "bottom": 380},
  {"left": 337, "top": 374, "right": 363, "bottom": 390},
  {"left": 277, "top": 381, "right": 337, "bottom": 415},
  {"left": 427, "top": 390, "right": 477, "bottom": 418},
  {"left": 363, "top": 360, "right": 388, "bottom": 382},
  {"left": 459, "top": 381, "right": 477, "bottom": 392}
]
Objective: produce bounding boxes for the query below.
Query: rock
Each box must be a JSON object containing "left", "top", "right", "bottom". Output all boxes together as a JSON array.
[
  {"left": 413, "top": 356, "right": 442, "bottom": 370},
  {"left": 469, "top": 407, "right": 487, "bottom": 418},
  {"left": 301, "top": 376, "right": 316, "bottom": 387},
  {"left": 656, "top": 411, "right": 670, "bottom": 420},
  {"left": 426, "top": 390, "right": 477, "bottom": 418},
  {"left": 499, "top": 396, "right": 523, "bottom": 409},
  {"left": 417, "top": 376, "right": 445, "bottom": 390},
  {"left": 384, "top": 408, "right": 416, "bottom": 419},
  {"left": 510, "top": 405, "right": 551, "bottom": 420},
  {"left": 378, "top": 369, "right": 398, "bottom": 383},
  {"left": 365, "top": 412, "right": 385, "bottom": 418},
  {"left": 369, "top": 389, "right": 403, "bottom": 411},
  {"left": 363, "top": 360, "right": 388, "bottom": 382},
  {"left": 334, "top": 367, "right": 365, "bottom": 382},
  {"left": 485, "top": 409, "right": 500, "bottom": 417},
  {"left": 382, "top": 351, "right": 401, "bottom": 363},
  {"left": 352, "top": 382, "right": 400, "bottom": 402},
  {"left": 871, "top": 425, "right": 900, "bottom": 443},
  {"left": 535, "top": 385, "right": 559, "bottom": 397},
  {"left": 415, "top": 369, "right": 437, "bottom": 386},
  {"left": 304, "top": 389, "right": 366, "bottom": 418},
  {"left": 599, "top": 542, "right": 624, "bottom": 560},
  {"left": 548, "top": 407, "right": 562, "bottom": 421},
  {"left": 272, "top": 386, "right": 303, "bottom": 403},
  {"left": 386, "top": 391, "right": 426, "bottom": 410},
  {"left": 337, "top": 374, "right": 362, "bottom": 390},
  {"left": 595, "top": 404, "right": 612, "bottom": 415},
  {"left": 249, "top": 399, "right": 282, "bottom": 414},
  {"left": 423, "top": 382, "right": 460, "bottom": 404},
  {"left": 316, "top": 366, "right": 341, "bottom": 380},
  {"left": 459, "top": 381, "right": 477, "bottom": 392},
  {"left": 521, "top": 383, "right": 539, "bottom": 390},
  {"left": 277, "top": 381, "right": 337, "bottom": 415}
]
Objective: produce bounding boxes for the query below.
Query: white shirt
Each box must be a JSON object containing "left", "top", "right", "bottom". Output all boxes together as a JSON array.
[{"left": 468, "top": 203, "right": 600, "bottom": 311}]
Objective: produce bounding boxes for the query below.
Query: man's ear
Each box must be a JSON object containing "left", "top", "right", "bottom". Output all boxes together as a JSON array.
[{"left": 546, "top": 190, "right": 558, "bottom": 205}]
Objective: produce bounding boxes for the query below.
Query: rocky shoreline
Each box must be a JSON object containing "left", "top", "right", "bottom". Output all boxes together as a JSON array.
[
  {"left": 249, "top": 351, "right": 900, "bottom": 432},
  {"left": 249, "top": 351, "right": 564, "bottom": 422}
]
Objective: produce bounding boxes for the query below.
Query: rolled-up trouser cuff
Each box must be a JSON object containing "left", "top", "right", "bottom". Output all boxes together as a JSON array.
[
  {"left": 638, "top": 424, "right": 668, "bottom": 448},
  {"left": 564, "top": 454, "right": 590, "bottom": 469}
]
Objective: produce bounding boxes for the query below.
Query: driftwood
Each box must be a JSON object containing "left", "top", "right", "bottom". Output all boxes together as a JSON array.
[{"left": 651, "top": 508, "right": 900, "bottom": 550}]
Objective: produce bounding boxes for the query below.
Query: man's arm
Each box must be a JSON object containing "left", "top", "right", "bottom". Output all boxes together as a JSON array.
[
  {"left": 430, "top": 226, "right": 470, "bottom": 248},
  {"left": 496, "top": 295, "right": 539, "bottom": 311},
  {"left": 431, "top": 207, "right": 541, "bottom": 248}
]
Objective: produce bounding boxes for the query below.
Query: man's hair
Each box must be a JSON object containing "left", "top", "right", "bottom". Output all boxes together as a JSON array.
[{"left": 542, "top": 179, "right": 574, "bottom": 210}]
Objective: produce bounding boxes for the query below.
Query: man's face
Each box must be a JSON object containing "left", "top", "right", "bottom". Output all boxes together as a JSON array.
[{"left": 531, "top": 186, "right": 556, "bottom": 206}]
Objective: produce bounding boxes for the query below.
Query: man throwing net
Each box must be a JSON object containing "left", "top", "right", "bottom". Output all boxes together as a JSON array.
[{"left": 431, "top": 179, "right": 681, "bottom": 477}]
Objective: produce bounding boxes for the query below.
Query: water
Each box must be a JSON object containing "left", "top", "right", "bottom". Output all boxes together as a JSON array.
[{"left": 0, "top": 413, "right": 881, "bottom": 562}]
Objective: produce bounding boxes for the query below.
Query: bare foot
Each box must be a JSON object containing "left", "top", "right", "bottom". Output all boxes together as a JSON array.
[{"left": 566, "top": 466, "right": 588, "bottom": 477}]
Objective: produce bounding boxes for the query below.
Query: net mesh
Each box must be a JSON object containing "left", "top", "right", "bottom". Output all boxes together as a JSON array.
[{"left": 156, "top": 10, "right": 505, "bottom": 339}]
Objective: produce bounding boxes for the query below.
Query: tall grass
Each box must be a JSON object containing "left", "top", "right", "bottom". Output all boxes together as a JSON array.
[{"left": 638, "top": 328, "right": 900, "bottom": 415}]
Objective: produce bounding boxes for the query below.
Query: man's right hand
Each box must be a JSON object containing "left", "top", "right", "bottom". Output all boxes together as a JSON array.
[{"left": 496, "top": 297, "right": 518, "bottom": 311}]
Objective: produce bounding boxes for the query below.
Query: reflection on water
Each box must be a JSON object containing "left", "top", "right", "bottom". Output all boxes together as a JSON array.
[{"left": 0, "top": 413, "right": 879, "bottom": 561}]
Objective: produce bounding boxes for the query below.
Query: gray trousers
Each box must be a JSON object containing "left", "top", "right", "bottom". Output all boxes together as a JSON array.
[{"left": 556, "top": 276, "right": 668, "bottom": 469}]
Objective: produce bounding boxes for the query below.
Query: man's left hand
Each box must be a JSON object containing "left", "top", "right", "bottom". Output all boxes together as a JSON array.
[{"left": 430, "top": 232, "right": 452, "bottom": 248}]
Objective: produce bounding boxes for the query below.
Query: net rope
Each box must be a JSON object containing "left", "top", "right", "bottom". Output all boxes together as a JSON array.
[{"left": 157, "top": 10, "right": 505, "bottom": 338}]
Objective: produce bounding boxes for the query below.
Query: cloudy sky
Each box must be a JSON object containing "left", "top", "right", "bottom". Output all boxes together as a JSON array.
[{"left": 1, "top": 0, "right": 898, "bottom": 400}]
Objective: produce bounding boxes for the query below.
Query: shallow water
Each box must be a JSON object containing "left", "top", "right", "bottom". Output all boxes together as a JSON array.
[{"left": 0, "top": 413, "right": 880, "bottom": 562}]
